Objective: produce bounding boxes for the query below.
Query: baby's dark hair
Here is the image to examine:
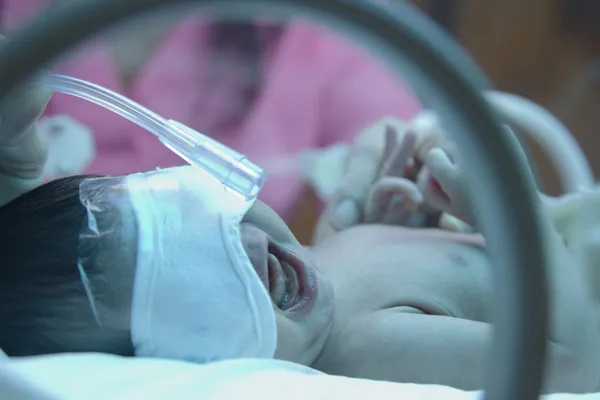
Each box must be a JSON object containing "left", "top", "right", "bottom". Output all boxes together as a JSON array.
[{"left": 0, "top": 175, "right": 136, "bottom": 357}]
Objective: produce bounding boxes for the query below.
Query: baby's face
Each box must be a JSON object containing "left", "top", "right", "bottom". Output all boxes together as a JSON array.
[{"left": 241, "top": 201, "right": 335, "bottom": 365}]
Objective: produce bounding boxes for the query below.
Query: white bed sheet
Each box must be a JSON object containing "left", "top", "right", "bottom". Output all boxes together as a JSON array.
[{"left": 1, "top": 354, "right": 598, "bottom": 400}]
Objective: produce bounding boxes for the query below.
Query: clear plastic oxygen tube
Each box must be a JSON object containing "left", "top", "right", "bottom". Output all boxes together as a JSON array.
[
  {"left": 36, "top": 74, "right": 593, "bottom": 202},
  {"left": 36, "top": 73, "right": 265, "bottom": 201}
]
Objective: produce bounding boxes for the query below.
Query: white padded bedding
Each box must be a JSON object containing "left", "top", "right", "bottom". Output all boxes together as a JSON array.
[{"left": 1, "top": 354, "right": 598, "bottom": 400}]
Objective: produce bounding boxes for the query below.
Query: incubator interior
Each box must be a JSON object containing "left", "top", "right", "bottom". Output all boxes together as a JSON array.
[{"left": 0, "top": 1, "right": 599, "bottom": 399}]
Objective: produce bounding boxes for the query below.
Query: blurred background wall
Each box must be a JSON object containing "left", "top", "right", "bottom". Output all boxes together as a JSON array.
[
  {"left": 290, "top": 0, "right": 600, "bottom": 241},
  {"left": 415, "top": 0, "right": 600, "bottom": 195}
]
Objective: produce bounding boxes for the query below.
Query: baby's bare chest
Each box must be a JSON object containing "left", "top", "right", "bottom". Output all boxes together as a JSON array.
[{"left": 323, "top": 239, "right": 494, "bottom": 324}]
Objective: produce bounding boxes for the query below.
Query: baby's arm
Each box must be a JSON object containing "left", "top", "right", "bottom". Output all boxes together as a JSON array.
[{"left": 321, "top": 304, "right": 598, "bottom": 393}]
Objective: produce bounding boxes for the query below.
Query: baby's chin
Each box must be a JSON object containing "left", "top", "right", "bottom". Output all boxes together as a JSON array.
[{"left": 274, "top": 267, "right": 335, "bottom": 366}]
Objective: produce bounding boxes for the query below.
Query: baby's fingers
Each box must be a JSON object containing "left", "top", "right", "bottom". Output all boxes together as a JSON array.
[
  {"left": 421, "top": 147, "right": 477, "bottom": 226},
  {"left": 411, "top": 111, "right": 444, "bottom": 163},
  {"left": 380, "top": 129, "right": 417, "bottom": 178},
  {"left": 426, "top": 147, "right": 458, "bottom": 179},
  {"left": 365, "top": 177, "right": 423, "bottom": 224},
  {"left": 422, "top": 148, "right": 460, "bottom": 205},
  {"left": 439, "top": 213, "right": 475, "bottom": 233},
  {"left": 329, "top": 117, "right": 406, "bottom": 230}
]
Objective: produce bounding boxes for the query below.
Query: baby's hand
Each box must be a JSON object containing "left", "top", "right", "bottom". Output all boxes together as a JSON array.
[
  {"left": 417, "top": 145, "right": 476, "bottom": 230},
  {"left": 330, "top": 117, "right": 424, "bottom": 229},
  {"left": 364, "top": 126, "right": 423, "bottom": 225},
  {"left": 409, "top": 112, "right": 476, "bottom": 232},
  {"left": 314, "top": 117, "right": 423, "bottom": 243}
]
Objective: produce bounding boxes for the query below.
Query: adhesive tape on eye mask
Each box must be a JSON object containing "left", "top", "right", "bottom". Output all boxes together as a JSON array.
[{"left": 127, "top": 166, "right": 277, "bottom": 363}]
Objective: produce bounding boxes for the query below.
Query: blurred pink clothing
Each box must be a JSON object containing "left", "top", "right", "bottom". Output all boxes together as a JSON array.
[{"left": 2, "top": 0, "right": 421, "bottom": 219}]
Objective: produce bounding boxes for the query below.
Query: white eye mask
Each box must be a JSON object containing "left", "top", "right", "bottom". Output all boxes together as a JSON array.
[{"left": 80, "top": 166, "right": 277, "bottom": 363}]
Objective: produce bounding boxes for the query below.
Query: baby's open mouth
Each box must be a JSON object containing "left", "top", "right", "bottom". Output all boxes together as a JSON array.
[
  {"left": 240, "top": 223, "right": 317, "bottom": 313},
  {"left": 267, "top": 242, "right": 301, "bottom": 310}
]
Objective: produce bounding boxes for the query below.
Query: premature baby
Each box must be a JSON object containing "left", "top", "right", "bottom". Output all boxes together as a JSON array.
[{"left": 1, "top": 113, "right": 599, "bottom": 395}]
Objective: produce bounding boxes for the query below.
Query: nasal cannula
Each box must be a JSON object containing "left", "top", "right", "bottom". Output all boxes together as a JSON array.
[{"left": 38, "top": 73, "right": 593, "bottom": 201}]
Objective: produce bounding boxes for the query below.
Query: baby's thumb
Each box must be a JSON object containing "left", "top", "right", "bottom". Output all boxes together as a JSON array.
[{"left": 424, "top": 148, "right": 460, "bottom": 197}]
